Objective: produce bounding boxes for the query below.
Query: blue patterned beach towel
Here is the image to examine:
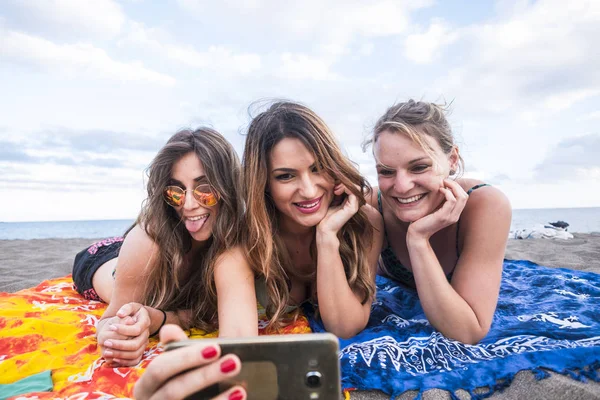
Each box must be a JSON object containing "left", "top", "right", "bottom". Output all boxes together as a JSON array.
[{"left": 306, "top": 260, "right": 600, "bottom": 399}]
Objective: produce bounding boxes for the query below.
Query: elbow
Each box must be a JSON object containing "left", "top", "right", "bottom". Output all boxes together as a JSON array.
[
  {"left": 446, "top": 327, "right": 489, "bottom": 345},
  {"left": 330, "top": 327, "right": 361, "bottom": 340},
  {"left": 324, "top": 319, "right": 367, "bottom": 340}
]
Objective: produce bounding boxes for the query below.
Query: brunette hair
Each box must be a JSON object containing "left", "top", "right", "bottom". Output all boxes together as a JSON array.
[
  {"left": 135, "top": 128, "right": 243, "bottom": 330},
  {"left": 242, "top": 101, "right": 375, "bottom": 329}
]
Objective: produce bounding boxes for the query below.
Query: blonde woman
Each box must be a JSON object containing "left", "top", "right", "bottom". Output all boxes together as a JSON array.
[
  {"left": 72, "top": 128, "right": 257, "bottom": 367},
  {"left": 243, "top": 101, "right": 384, "bottom": 339},
  {"left": 364, "top": 100, "right": 511, "bottom": 344}
]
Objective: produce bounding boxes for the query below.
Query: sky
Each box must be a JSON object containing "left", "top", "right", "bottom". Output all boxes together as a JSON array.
[{"left": 1, "top": 0, "right": 599, "bottom": 222}]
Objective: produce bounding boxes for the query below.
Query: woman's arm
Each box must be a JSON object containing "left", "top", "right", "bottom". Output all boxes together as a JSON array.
[
  {"left": 214, "top": 247, "right": 258, "bottom": 337},
  {"left": 408, "top": 183, "right": 511, "bottom": 344},
  {"left": 316, "top": 199, "right": 384, "bottom": 339},
  {"left": 96, "top": 225, "right": 191, "bottom": 366}
]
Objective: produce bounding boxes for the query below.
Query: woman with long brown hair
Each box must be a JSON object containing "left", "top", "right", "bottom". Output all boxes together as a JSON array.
[
  {"left": 243, "top": 101, "right": 384, "bottom": 339},
  {"left": 72, "top": 128, "right": 257, "bottom": 367}
]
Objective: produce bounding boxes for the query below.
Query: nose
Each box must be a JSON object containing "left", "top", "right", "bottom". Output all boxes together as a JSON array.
[
  {"left": 298, "top": 173, "right": 319, "bottom": 199},
  {"left": 182, "top": 189, "right": 199, "bottom": 211},
  {"left": 393, "top": 170, "right": 415, "bottom": 194}
]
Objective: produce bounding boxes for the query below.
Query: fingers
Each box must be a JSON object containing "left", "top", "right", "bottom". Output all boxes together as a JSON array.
[
  {"left": 134, "top": 341, "right": 242, "bottom": 400},
  {"left": 442, "top": 179, "right": 468, "bottom": 218},
  {"left": 213, "top": 385, "right": 247, "bottom": 400},
  {"left": 116, "top": 302, "right": 143, "bottom": 319},
  {"left": 102, "top": 334, "right": 148, "bottom": 363},
  {"left": 148, "top": 355, "right": 241, "bottom": 400},
  {"left": 160, "top": 324, "right": 189, "bottom": 343},
  {"left": 108, "top": 307, "right": 151, "bottom": 337}
]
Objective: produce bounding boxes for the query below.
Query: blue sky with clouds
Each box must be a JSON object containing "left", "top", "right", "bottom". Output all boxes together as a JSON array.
[{"left": 1, "top": 0, "right": 599, "bottom": 222}]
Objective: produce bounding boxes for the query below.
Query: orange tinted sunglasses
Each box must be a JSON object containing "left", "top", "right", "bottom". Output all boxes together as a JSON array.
[{"left": 163, "top": 184, "right": 219, "bottom": 208}]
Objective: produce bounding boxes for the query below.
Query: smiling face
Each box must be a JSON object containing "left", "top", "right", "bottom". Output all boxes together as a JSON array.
[
  {"left": 267, "top": 137, "right": 335, "bottom": 230},
  {"left": 169, "top": 152, "right": 219, "bottom": 243},
  {"left": 374, "top": 130, "right": 458, "bottom": 223}
]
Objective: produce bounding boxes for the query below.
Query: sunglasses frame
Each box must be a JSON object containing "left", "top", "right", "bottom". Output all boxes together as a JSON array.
[{"left": 163, "top": 183, "right": 220, "bottom": 208}]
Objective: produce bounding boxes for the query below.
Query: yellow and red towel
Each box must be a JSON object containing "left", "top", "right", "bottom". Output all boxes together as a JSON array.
[{"left": 0, "top": 275, "right": 311, "bottom": 399}]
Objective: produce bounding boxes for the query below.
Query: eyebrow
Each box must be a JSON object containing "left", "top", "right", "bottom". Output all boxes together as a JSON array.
[
  {"left": 168, "top": 176, "right": 208, "bottom": 186},
  {"left": 408, "top": 157, "right": 430, "bottom": 165},
  {"left": 271, "top": 163, "right": 317, "bottom": 174}
]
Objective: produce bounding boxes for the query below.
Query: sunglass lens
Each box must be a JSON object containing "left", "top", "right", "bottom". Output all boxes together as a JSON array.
[
  {"left": 164, "top": 187, "right": 185, "bottom": 207},
  {"left": 194, "top": 185, "right": 218, "bottom": 207}
]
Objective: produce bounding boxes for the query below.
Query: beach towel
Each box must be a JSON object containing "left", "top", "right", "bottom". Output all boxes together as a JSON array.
[
  {"left": 0, "top": 276, "right": 311, "bottom": 399},
  {"left": 306, "top": 259, "right": 600, "bottom": 399}
]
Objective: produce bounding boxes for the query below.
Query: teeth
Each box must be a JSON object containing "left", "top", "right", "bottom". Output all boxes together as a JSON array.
[
  {"left": 396, "top": 194, "right": 425, "bottom": 204},
  {"left": 296, "top": 199, "right": 319, "bottom": 208},
  {"left": 188, "top": 214, "right": 209, "bottom": 221}
]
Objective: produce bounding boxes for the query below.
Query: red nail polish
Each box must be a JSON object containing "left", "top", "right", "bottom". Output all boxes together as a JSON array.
[
  {"left": 229, "top": 389, "right": 244, "bottom": 400},
  {"left": 201, "top": 346, "right": 217, "bottom": 359},
  {"left": 220, "top": 358, "right": 236, "bottom": 373}
]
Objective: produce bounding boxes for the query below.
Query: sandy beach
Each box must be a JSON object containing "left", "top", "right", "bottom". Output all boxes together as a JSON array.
[{"left": 1, "top": 234, "right": 599, "bottom": 399}]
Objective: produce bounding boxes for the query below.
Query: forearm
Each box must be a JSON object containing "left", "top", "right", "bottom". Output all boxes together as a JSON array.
[
  {"left": 316, "top": 232, "right": 369, "bottom": 339},
  {"left": 408, "top": 237, "right": 487, "bottom": 344}
]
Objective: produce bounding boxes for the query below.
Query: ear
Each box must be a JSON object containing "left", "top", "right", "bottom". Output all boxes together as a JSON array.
[{"left": 448, "top": 146, "right": 460, "bottom": 174}]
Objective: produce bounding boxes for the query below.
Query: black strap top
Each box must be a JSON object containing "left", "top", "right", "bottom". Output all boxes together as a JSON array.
[{"left": 377, "top": 183, "right": 490, "bottom": 287}]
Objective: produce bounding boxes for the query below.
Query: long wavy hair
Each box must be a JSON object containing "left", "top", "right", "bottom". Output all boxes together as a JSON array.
[
  {"left": 133, "top": 128, "right": 243, "bottom": 330},
  {"left": 242, "top": 101, "right": 375, "bottom": 330}
]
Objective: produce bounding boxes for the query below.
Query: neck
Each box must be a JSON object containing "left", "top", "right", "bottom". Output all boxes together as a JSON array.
[{"left": 190, "top": 236, "right": 211, "bottom": 253}]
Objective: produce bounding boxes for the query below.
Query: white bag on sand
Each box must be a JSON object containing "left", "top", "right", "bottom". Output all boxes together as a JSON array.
[{"left": 509, "top": 224, "right": 574, "bottom": 240}]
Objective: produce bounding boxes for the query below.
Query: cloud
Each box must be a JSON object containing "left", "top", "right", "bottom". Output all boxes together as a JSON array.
[
  {"left": 0, "top": 29, "right": 176, "bottom": 86},
  {"left": 433, "top": 0, "right": 600, "bottom": 115},
  {"left": 277, "top": 53, "right": 339, "bottom": 81},
  {"left": 579, "top": 110, "right": 600, "bottom": 121},
  {"left": 4, "top": 0, "right": 125, "bottom": 39},
  {"left": 533, "top": 133, "right": 600, "bottom": 181},
  {"left": 544, "top": 89, "right": 600, "bottom": 112},
  {"left": 0, "top": 127, "right": 167, "bottom": 170},
  {"left": 119, "top": 22, "right": 261, "bottom": 76},
  {"left": 404, "top": 19, "right": 460, "bottom": 64},
  {"left": 176, "top": 0, "right": 432, "bottom": 68}
]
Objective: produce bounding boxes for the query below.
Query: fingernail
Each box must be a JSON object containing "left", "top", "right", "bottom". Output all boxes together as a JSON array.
[
  {"left": 229, "top": 389, "right": 244, "bottom": 400},
  {"left": 220, "top": 358, "right": 237, "bottom": 373},
  {"left": 201, "top": 346, "right": 218, "bottom": 359},
  {"left": 105, "top": 350, "right": 114, "bottom": 357},
  {"left": 104, "top": 340, "right": 113, "bottom": 348}
]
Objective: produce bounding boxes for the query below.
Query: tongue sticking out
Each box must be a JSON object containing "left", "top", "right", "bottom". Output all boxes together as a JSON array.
[{"left": 185, "top": 216, "right": 208, "bottom": 233}]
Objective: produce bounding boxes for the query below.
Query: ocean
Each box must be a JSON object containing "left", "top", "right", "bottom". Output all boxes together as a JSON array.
[{"left": 0, "top": 208, "right": 599, "bottom": 240}]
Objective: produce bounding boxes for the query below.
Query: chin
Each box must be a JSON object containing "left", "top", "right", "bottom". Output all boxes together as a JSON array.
[
  {"left": 189, "top": 225, "right": 214, "bottom": 243},
  {"left": 290, "top": 208, "right": 328, "bottom": 228}
]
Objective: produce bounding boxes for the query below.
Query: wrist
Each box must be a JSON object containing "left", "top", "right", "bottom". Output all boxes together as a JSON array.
[
  {"left": 316, "top": 229, "right": 340, "bottom": 248},
  {"left": 146, "top": 306, "right": 168, "bottom": 337},
  {"left": 406, "top": 230, "right": 430, "bottom": 249}
]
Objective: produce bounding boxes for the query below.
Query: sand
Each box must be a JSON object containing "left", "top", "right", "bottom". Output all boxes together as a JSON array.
[{"left": 1, "top": 233, "right": 599, "bottom": 399}]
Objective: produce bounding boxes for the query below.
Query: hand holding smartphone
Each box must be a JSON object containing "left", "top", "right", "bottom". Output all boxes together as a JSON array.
[{"left": 165, "top": 333, "right": 341, "bottom": 400}]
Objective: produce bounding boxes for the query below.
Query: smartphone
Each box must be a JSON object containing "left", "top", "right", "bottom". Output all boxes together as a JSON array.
[{"left": 165, "top": 333, "right": 341, "bottom": 400}]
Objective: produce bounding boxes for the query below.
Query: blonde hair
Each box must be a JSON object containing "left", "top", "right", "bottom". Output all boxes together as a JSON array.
[
  {"left": 363, "top": 99, "right": 464, "bottom": 176},
  {"left": 242, "top": 101, "right": 375, "bottom": 330}
]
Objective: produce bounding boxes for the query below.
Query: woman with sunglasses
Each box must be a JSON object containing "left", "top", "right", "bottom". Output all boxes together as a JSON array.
[
  {"left": 243, "top": 101, "right": 384, "bottom": 339},
  {"left": 72, "top": 128, "right": 257, "bottom": 367}
]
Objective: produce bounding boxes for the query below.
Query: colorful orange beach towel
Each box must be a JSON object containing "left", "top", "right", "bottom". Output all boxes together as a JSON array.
[{"left": 0, "top": 275, "right": 312, "bottom": 399}]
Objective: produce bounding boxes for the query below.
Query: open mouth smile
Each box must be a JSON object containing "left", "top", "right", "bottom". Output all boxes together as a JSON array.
[
  {"left": 293, "top": 196, "right": 323, "bottom": 214},
  {"left": 394, "top": 193, "right": 427, "bottom": 205}
]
